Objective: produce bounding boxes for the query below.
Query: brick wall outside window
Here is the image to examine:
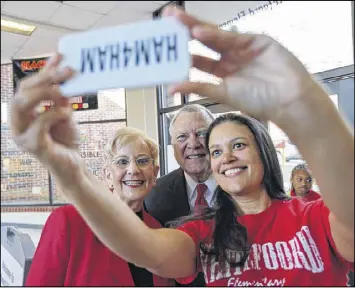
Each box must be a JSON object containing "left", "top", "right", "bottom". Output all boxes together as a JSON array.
[{"left": 1, "top": 64, "right": 126, "bottom": 210}]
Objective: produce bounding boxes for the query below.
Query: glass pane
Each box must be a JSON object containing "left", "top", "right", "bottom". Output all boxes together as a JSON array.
[
  {"left": 187, "top": 40, "right": 222, "bottom": 102},
  {"left": 1, "top": 123, "right": 50, "bottom": 205},
  {"left": 72, "top": 88, "right": 126, "bottom": 122},
  {"left": 162, "top": 112, "right": 180, "bottom": 174},
  {"left": 160, "top": 85, "right": 182, "bottom": 108},
  {"left": 267, "top": 121, "right": 324, "bottom": 195},
  {"left": 223, "top": 1, "right": 353, "bottom": 74},
  {"left": 53, "top": 121, "right": 127, "bottom": 203}
]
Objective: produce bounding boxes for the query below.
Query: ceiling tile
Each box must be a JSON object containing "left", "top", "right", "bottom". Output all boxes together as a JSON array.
[
  {"left": 1, "top": 1, "right": 61, "bottom": 22},
  {"left": 30, "top": 27, "right": 67, "bottom": 39},
  {"left": 1, "top": 1, "right": 167, "bottom": 65},
  {"left": 22, "top": 35, "right": 58, "bottom": 52},
  {"left": 1, "top": 41, "right": 22, "bottom": 53},
  {"left": 63, "top": 1, "right": 117, "bottom": 14},
  {"left": 13, "top": 47, "right": 54, "bottom": 59},
  {"left": 1, "top": 48, "right": 18, "bottom": 64},
  {"left": 49, "top": 4, "right": 103, "bottom": 30},
  {"left": 90, "top": 13, "right": 151, "bottom": 29},
  {"left": 151, "top": 1, "right": 170, "bottom": 4},
  {"left": 1, "top": 31, "right": 29, "bottom": 48},
  {"left": 109, "top": 1, "right": 162, "bottom": 15}
]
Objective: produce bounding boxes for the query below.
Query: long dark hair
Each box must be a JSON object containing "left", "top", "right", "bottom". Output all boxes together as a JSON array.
[{"left": 170, "top": 113, "right": 288, "bottom": 267}]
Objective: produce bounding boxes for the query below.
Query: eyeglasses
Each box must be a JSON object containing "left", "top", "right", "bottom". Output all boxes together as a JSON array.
[
  {"left": 112, "top": 156, "right": 154, "bottom": 169},
  {"left": 173, "top": 130, "right": 208, "bottom": 143}
]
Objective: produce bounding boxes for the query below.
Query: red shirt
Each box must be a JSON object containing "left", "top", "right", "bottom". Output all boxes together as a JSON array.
[
  {"left": 290, "top": 189, "right": 321, "bottom": 202},
  {"left": 177, "top": 198, "right": 353, "bottom": 287},
  {"left": 25, "top": 205, "right": 173, "bottom": 287}
]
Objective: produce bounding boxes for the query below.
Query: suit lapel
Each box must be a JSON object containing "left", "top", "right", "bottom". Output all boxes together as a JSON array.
[{"left": 169, "top": 168, "right": 191, "bottom": 217}]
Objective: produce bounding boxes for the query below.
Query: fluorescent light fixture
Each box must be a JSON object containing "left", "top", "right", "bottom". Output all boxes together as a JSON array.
[{"left": 1, "top": 19, "right": 36, "bottom": 36}]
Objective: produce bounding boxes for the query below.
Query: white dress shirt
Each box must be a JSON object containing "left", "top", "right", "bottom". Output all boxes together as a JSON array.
[{"left": 184, "top": 172, "right": 218, "bottom": 210}]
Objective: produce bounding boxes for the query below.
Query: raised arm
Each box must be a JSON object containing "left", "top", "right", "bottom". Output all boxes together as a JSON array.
[
  {"left": 277, "top": 82, "right": 354, "bottom": 262},
  {"left": 63, "top": 168, "right": 197, "bottom": 278},
  {"left": 163, "top": 7, "right": 354, "bottom": 261},
  {"left": 9, "top": 54, "right": 197, "bottom": 279}
]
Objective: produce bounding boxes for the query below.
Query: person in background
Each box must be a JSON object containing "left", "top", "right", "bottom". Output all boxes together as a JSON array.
[
  {"left": 145, "top": 104, "right": 217, "bottom": 225},
  {"left": 145, "top": 104, "right": 216, "bottom": 286},
  {"left": 25, "top": 127, "right": 173, "bottom": 287},
  {"left": 11, "top": 6, "right": 353, "bottom": 287},
  {"left": 290, "top": 163, "right": 321, "bottom": 202}
]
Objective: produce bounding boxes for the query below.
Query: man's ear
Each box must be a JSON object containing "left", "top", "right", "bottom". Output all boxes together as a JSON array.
[
  {"left": 103, "top": 167, "right": 114, "bottom": 192},
  {"left": 154, "top": 165, "right": 160, "bottom": 178},
  {"left": 103, "top": 167, "right": 111, "bottom": 181}
]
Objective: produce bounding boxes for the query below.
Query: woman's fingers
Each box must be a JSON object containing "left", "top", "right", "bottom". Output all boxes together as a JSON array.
[
  {"left": 11, "top": 85, "right": 71, "bottom": 136},
  {"left": 36, "top": 106, "right": 73, "bottom": 137},
  {"left": 51, "top": 117, "right": 80, "bottom": 149},
  {"left": 191, "top": 45, "right": 263, "bottom": 78},
  {"left": 191, "top": 25, "right": 255, "bottom": 54},
  {"left": 20, "top": 53, "right": 62, "bottom": 89},
  {"left": 162, "top": 6, "right": 216, "bottom": 32},
  {"left": 168, "top": 81, "right": 225, "bottom": 102},
  {"left": 162, "top": 7, "right": 255, "bottom": 54},
  {"left": 19, "top": 66, "right": 75, "bottom": 90},
  {"left": 191, "top": 55, "right": 239, "bottom": 78},
  {"left": 12, "top": 105, "right": 72, "bottom": 155},
  {"left": 13, "top": 86, "right": 66, "bottom": 116},
  {"left": 42, "top": 53, "right": 63, "bottom": 73},
  {"left": 192, "top": 55, "right": 225, "bottom": 78}
]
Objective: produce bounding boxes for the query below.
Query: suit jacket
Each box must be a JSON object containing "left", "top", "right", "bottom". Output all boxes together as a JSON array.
[
  {"left": 144, "top": 168, "right": 206, "bottom": 287},
  {"left": 26, "top": 205, "right": 174, "bottom": 287},
  {"left": 145, "top": 168, "right": 191, "bottom": 227}
]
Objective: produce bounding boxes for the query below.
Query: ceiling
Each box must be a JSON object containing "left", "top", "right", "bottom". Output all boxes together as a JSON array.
[{"left": 1, "top": 1, "right": 169, "bottom": 64}]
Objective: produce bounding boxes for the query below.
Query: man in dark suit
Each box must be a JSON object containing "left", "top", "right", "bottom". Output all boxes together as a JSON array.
[{"left": 145, "top": 104, "right": 217, "bottom": 286}]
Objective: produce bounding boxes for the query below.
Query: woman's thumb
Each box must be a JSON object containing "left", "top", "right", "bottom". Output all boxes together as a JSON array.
[{"left": 38, "top": 106, "right": 73, "bottom": 132}]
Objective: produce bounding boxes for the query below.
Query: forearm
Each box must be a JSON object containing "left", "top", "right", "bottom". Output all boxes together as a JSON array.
[
  {"left": 53, "top": 168, "right": 162, "bottom": 269},
  {"left": 277, "top": 81, "right": 354, "bottom": 230}
]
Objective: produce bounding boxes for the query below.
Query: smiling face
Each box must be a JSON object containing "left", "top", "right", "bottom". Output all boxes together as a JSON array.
[
  {"left": 208, "top": 122, "right": 264, "bottom": 196},
  {"left": 171, "top": 112, "right": 212, "bottom": 182},
  {"left": 106, "top": 139, "right": 159, "bottom": 210},
  {"left": 291, "top": 170, "right": 313, "bottom": 196}
]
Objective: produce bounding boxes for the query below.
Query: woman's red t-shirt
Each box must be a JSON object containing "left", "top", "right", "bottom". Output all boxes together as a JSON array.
[
  {"left": 177, "top": 198, "right": 353, "bottom": 287},
  {"left": 290, "top": 189, "right": 321, "bottom": 202},
  {"left": 25, "top": 205, "right": 173, "bottom": 286}
]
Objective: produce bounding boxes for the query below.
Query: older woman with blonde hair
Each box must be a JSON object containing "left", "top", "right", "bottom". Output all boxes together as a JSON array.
[{"left": 25, "top": 127, "right": 173, "bottom": 287}]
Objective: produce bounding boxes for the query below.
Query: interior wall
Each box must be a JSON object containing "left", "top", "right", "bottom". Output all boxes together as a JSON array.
[
  {"left": 126, "top": 87, "right": 159, "bottom": 144},
  {"left": 327, "top": 78, "right": 355, "bottom": 126},
  {"left": 185, "top": 1, "right": 273, "bottom": 24}
]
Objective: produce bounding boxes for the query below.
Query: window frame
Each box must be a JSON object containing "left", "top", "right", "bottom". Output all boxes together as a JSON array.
[
  {"left": 1, "top": 89, "right": 127, "bottom": 207},
  {"left": 155, "top": 1, "right": 355, "bottom": 177}
]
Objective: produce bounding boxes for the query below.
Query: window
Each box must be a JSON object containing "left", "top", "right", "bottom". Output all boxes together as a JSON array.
[
  {"left": 222, "top": 1, "right": 353, "bottom": 74},
  {"left": 156, "top": 0, "right": 354, "bottom": 186},
  {"left": 1, "top": 64, "right": 127, "bottom": 206},
  {"left": 219, "top": 1, "right": 354, "bottom": 193},
  {"left": 52, "top": 121, "right": 126, "bottom": 204},
  {"left": 187, "top": 40, "right": 221, "bottom": 102}
]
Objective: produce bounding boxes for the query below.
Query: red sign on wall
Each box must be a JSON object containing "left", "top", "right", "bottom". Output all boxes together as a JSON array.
[{"left": 12, "top": 57, "right": 98, "bottom": 111}]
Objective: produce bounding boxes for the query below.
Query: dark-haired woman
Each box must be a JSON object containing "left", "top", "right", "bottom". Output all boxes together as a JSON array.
[
  {"left": 10, "top": 6, "right": 353, "bottom": 287},
  {"left": 290, "top": 164, "right": 321, "bottom": 202}
]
